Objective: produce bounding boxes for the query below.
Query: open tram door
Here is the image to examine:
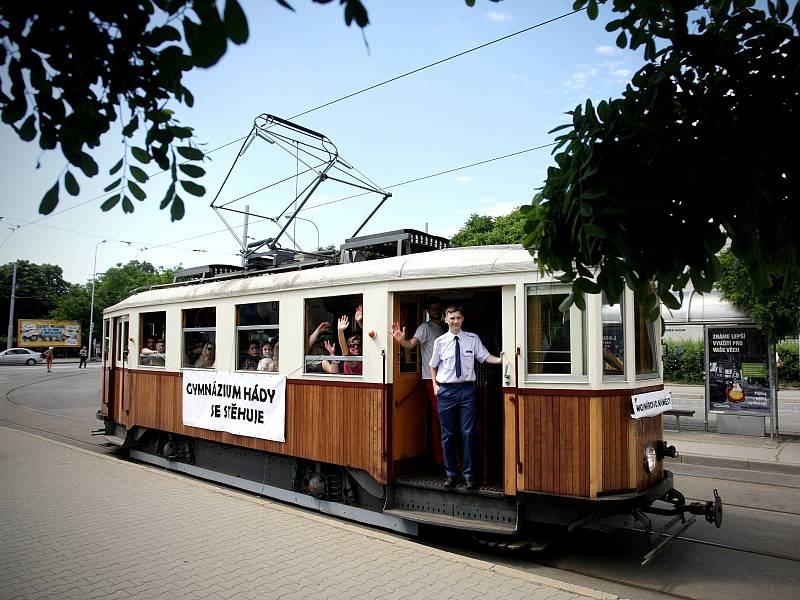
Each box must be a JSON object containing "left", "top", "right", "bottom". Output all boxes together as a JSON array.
[
  {"left": 390, "top": 288, "right": 506, "bottom": 488},
  {"left": 100, "top": 316, "right": 129, "bottom": 425}
]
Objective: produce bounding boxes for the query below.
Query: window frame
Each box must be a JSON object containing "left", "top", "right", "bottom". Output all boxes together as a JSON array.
[
  {"left": 182, "top": 307, "right": 217, "bottom": 370},
  {"left": 634, "top": 297, "right": 661, "bottom": 380},
  {"left": 304, "top": 293, "right": 364, "bottom": 377},
  {"left": 601, "top": 292, "right": 627, "bottom": 382},
  {"left": 235, "top": 301, "right": 280, "bottom": 372},
  {"left": 524, "top": 284, "right": 588, "bottom": 382}
]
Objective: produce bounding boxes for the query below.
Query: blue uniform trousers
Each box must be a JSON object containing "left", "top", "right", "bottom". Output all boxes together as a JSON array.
[{"left": 436, "top": 381, "right": 476, "bottom": 479}]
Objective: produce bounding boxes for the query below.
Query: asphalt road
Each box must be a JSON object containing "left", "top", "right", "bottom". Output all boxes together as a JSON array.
[{"left": 2, "top": 364, "right": 799, "bottom": 599}]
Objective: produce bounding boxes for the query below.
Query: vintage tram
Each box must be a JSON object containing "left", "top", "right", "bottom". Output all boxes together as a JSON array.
[{"left": 97, "top": 230, "right": 722, "bottom": 563}]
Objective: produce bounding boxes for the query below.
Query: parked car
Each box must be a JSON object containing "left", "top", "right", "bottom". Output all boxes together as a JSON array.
[{"left": 0, "top": 348, "right": 45, "bottom": 366}]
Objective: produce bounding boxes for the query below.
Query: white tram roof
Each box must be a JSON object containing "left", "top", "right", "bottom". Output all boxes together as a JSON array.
[{"left": 105, "top": 245, "right": 539, "bottom": 314}]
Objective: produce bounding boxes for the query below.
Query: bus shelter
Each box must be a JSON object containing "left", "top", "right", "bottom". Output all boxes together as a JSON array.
[{"left": 662, "top": 288, "right": 779, "bottom": 438}]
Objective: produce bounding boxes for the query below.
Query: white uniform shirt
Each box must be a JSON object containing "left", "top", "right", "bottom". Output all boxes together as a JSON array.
[
  {"left": 413, "top": 320, "right": 446, "bottom": 380},
  {"left": 429, "top": 330, "right": 490, "bottom": 384}
]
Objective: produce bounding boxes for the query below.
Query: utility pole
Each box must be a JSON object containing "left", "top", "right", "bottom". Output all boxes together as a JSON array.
[
  {"left": 6, "top": 262, "right": 17, "bottom": 350},
  {"left": 88, "top": 240, "right": 107, "bottom": 359}
]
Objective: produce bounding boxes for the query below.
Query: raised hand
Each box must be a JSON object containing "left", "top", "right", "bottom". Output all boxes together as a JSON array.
[
  {"left": 338, "top": 315, "right": 349, "bottom": 331},
  {"left": 390, "top": 322, "right": 406, "bottom": 342},
  {"left": 324, "top": 340, "right": 336, "bottom": 355},
  {"left": 354, "top": 304, "right": 363, "bottom": 326}
]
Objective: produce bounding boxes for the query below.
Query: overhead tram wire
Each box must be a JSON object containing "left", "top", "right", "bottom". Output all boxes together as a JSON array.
[{"left": 11, "top": 8, "right": 583, "bottom": 231}]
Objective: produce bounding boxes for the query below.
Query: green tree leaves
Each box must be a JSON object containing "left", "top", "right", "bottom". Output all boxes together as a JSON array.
[
  {"left": 529, "top": 0, "right": 800, "bottom": 330},
  {"left": 450, "top": 208, "right": 527, "bottom": 247}
]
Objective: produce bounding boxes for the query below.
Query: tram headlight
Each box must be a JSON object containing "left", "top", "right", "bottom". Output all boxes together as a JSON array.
[{"left": 643, "top": 442, "right": 657, "bottom": 474}]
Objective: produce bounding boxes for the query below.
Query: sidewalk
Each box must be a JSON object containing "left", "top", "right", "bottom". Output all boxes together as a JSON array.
[
  {"left": 0, "top": 426, "right": 611, "bottom": 600},
  {"left": 665, "top": 384, "right": 800, "bottom": 476}
]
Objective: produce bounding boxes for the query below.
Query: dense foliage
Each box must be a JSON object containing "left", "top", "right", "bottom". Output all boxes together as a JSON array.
[
  {"left": 50, "top": 261, "right": 176, "bottom": 342},
  {"left": 524, "top": 0, "right": 799, "bottom": 328},
  {"left": 1, "top": 260, "right": 174, "bottom": 346},
  {"left": 0, "top": 0, "right": 372, "bottom": 220},
  {"left": 450, "top": 207, "right": 527, "bottom": 247},
  {"left": 0, "top": 261, "right": 69, "bottom": 335},
  {"left": 716, "top": 250, "right": 800, "bottom": 341}
]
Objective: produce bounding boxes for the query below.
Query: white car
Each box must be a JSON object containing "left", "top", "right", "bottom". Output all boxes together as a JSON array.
[{"left": 0, "top": 348, "right": 45, "bottom": 366}]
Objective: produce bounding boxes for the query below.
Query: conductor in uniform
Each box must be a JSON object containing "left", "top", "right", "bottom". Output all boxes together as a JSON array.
[{"left": 429, "top": 305, "right": 502, "bottom": 490}]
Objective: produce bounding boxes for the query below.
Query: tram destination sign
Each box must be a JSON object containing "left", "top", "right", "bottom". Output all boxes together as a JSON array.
[
  {"left": 182, "top": 371, "right": 286, "bottom": 442},
  {"left": 631, "top": 389, "right": 673, "bottom": 419}
]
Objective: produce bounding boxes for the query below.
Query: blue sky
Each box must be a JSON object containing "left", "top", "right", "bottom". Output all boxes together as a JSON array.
[{"left": 0, "top": 1, "right": 643, "bottom": 284}]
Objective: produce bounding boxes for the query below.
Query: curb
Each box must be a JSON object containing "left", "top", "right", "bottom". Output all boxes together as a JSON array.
[{"left": 667, "top": 453, "right": 800, "bottom": 476}]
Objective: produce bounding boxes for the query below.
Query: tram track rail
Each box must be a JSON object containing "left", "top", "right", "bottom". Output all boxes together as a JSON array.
[
  {"left": 1, "top": 368, "right": 111, "bottom": 452},
  {"left": 5, "top": 369, "right": 799, "bottom": 600}
]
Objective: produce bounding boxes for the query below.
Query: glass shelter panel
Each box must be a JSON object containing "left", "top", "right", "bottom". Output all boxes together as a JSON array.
[
  {"left": 236, "top": 302, "right": 280, "bottom": 372},
  {"left": 305, "top": 293, "right": 363, "bottom": 375},
  {"left": 526, "top": 286, "right": 586, "bottom": 377},
  {"left": 602, "top": 293, "right": 625, "bottom": 378},
  {"left": 183, "top": 307, "right": 216, "bottom": 369}
]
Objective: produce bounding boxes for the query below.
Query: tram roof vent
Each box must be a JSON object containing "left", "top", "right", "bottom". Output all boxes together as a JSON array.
[
  {"left": 340, "top": 229, "right": 450, "bottom": 264},
  {"left": 173, "top": 264, "right": 245, "bottom": 283}
]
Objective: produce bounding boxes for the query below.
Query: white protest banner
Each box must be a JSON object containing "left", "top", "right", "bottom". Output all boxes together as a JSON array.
[
  {"left": 631, "top": 389, "right": 672, "bottom": 419},
  {"left": 182, "top": 370, "right": 286, "bottom": 442}
]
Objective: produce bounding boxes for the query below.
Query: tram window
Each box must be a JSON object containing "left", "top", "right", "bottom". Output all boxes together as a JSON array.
[
  {"left": 139, "top": 311, "right": 166, "bottom": 368},
  {"left": 117, "top": 320, "right": 129, "bottom": 363},
  {"left": 602, "top": 293, "right": 626, "bottom": 378},
  {"left": 634, "top": 296, "right": 659, "bottom": 378},
  {"left": 526, "top": 286, "right": 586, "bottom": 376},
  {"left": 102, "top": 319, "right": 110, "bottom": 364},
  {"left": 305, "top": 293, "right": 363, "bottom": 375},
  {"left": 236, "top": 302, "right": 279, "bottom": 372},
  {"left": 183, "top": 307, "right": 216, "bottom": 369}
]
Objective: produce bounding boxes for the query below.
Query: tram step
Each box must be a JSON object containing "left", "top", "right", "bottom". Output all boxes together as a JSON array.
[
  {"left": 384, "top": 508, "right": 518, "bottom": 534},
  {"left": 103, "top": 434, "right": 127, "bottom": 447}
]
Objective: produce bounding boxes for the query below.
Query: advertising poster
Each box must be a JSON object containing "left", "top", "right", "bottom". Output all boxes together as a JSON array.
[
  {"left": 706, "top": 326, "right": 770, "bottom": 414},
  {"left": 18, "top": 320, "right": 81, "bottom": 347}
]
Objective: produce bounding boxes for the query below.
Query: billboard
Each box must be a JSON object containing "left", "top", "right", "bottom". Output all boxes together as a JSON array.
[
  {"left": 706, "top": 326, "right": 770, "bottom": 415},
  {"left": 18, "top": 320, "right": 82, "bottom": 347}
]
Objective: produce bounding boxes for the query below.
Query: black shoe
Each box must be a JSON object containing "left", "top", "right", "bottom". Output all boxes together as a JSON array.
[
  {"left": 443, "top": 476, "right": 459, "bottom": 489},
  {"left": 465, "top": 478, "right": 479, "bottom": 491}
]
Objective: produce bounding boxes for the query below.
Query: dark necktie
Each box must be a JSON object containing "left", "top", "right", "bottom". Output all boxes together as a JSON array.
[{"left": 454, "top": 336, "right": 462, "bottom": 378}]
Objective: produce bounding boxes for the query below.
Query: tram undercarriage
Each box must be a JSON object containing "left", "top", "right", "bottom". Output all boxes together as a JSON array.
[{"left": 103, "top": 420, "right": 722, "bottom": 564}]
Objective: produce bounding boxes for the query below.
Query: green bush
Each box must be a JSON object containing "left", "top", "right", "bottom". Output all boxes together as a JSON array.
[
  {"left": 663, "top": 340, "right": 705, "bottom": 384},
  {"left": 777, "top": 342, "right": 799, "bottom": 386},
  {"left": 664, "top": 339, "right": 799, "bottom": 387}
]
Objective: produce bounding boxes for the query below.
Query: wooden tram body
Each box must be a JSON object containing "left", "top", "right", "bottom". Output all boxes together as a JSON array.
[{"left": 98, "top": 240, "right": 720, "bottom": 557}]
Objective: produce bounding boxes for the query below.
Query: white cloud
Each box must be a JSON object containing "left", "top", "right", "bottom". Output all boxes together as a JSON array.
[
  {"left": 439, "top": 225, "right": 461, "bottom": 239},
  {"left": 486, "top": 11, "right": 512, "bottom": 23},
  {"left": 595, "top": 45, "right": 618, "bottom": 56},
  {"left": 455, "top": 175, "right": 472, "bottom": 183},
  {"left": 479, "top": 202, "right": 519, "bottom": 218}
]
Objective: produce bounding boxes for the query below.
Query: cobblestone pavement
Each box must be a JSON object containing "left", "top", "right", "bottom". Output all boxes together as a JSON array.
[{"left": 0, "top": 426, "right": 614, "bottom": 600}]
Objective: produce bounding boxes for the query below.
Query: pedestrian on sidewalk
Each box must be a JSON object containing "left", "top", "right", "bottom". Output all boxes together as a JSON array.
[
  {"left": 78, "top": 346, "right": 88, "bottom": 369},
  {"left": 43, "top": 346, "right": 54, "bottom": 373}
]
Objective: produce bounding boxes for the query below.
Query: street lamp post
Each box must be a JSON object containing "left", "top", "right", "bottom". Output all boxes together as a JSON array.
[
  {"left": 284, "top": 215, "right": 320, "bottom": 250},
  {"left": 88, "top": 240, "right": 107, "bottom": 360}
]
